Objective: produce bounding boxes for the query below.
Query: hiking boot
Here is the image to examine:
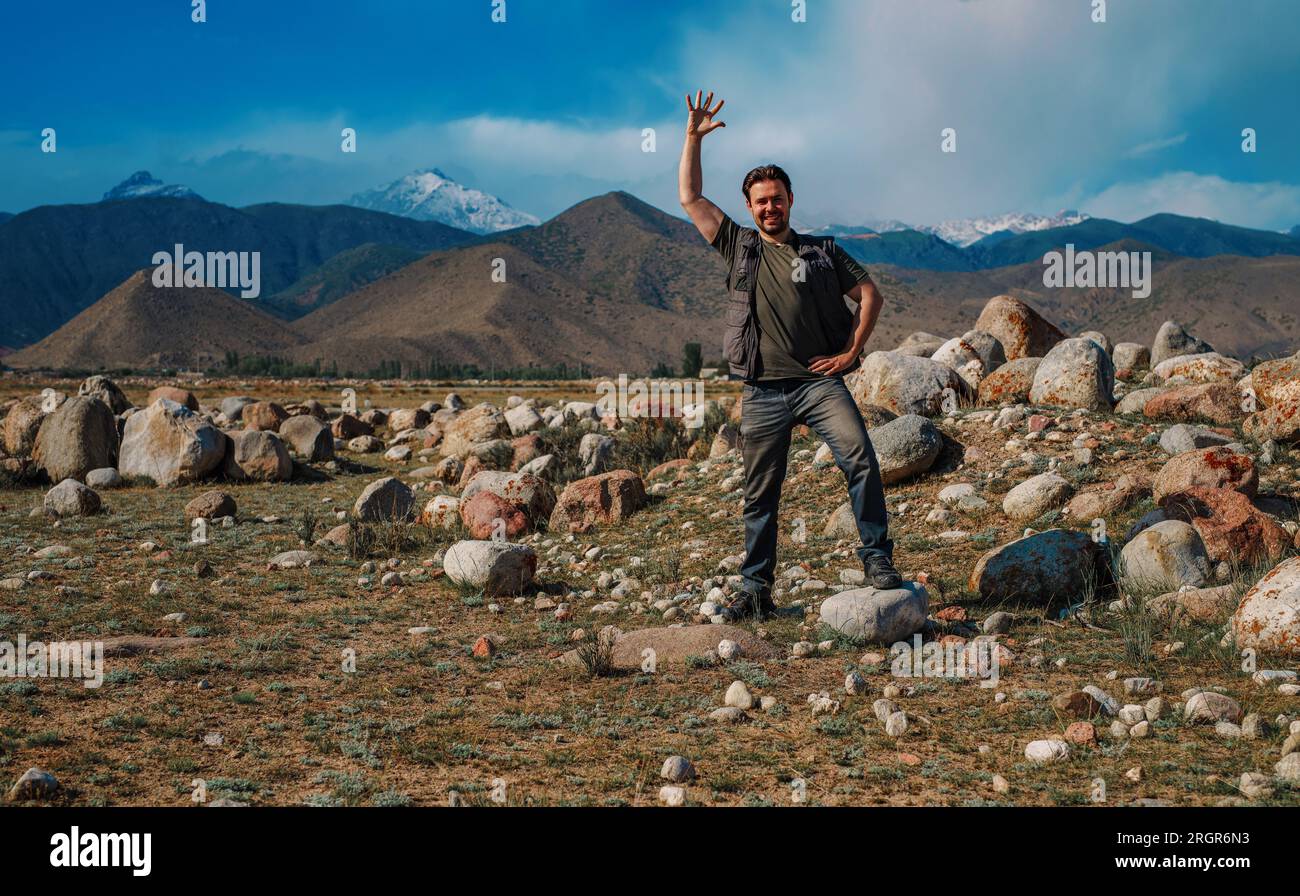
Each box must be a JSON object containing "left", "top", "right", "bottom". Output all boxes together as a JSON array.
[
  {"left": 865, "top": 555, "right": 903, "bottom": 590},
  {"left": 719, "top": 590, "right": 775, "bottom": 622}
]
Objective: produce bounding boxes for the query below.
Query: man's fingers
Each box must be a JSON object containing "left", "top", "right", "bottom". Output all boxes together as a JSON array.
[
  {"left": 695, "top": 89, "right": 703, "bottom": 110},
  {"left": 703, "top": 91, "right": 714, "bottom": 111},
  {"left": 685, "top": 93, "right": 695, "bottom": 111},
  {"left": 711, "top": 98, "right": 725, "bottom": 116}
]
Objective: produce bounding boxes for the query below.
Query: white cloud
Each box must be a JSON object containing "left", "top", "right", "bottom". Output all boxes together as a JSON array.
[
  {"left": 1124, "top": 133, "right": 1188, "bottom": 157},
  {"left": 1082, "top": 172, "right": 1300, "bottom": 230}
]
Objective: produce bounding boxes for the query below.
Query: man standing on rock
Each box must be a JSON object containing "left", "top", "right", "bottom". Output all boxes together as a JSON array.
[{"left": 677, "top": 90, "right": 901, "bottom": 622}]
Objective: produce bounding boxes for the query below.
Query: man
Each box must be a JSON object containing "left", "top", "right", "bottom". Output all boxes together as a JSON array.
[{"left": 677, "top": 90, "right": 901, "bottom": 622}]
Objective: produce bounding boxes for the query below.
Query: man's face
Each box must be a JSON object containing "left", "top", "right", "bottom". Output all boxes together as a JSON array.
[{"left": 745, "top": 179, "right": 792, "bottom": 236}]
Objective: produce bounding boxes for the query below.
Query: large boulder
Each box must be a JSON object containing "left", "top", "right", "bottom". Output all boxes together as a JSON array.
[
  {"left": 460, "top": 492, "right": 528, "bottom": 540},
  {"left": 1159, "top": 487, "right": 1289, "bottom": 565},
  {"left": 388, "top": 407, "right": 431, "bottom": 433},
  {"left": 1151, "top": 320, "right": 1212, "bottom": 367},
  {"left": 549, "top": 470, "right": 647, "bottom": 534},
  {"left": 580, "top": 432, "right": 616, "bottom": 475},
  {"left": 818, "top": 583, "right": 929, "bottom": 644},
  {"left": 440, "top": 404, "right": 509, "bottom": 457},
  {"left": 1152, "top": 447, "right": 1257, "bottom": 503},
  {"left": 279, "top": 415, "right": 334, "bottom": 462},
  {"left": 353, "top": 477, "right": 415, "bottom": 523},
  {"left": 1, "top": 399, "right": 45, "bottom": 458},
  {"left": 977, "top": 358, "right": 1041, "bottom": 406},
  {"left": 1243, "top": 398, "right": 1300, "bottom": 444},
  {"left": 931, "top": 331, "right": 1004, "bottom": 389},
  {"left": 1141, "top": 383, "right": 1243, "bottom": 425},
  {"left": 1158, "top": 423, "right": 1231, "bottom": 455},
  {"left": 1232, "top": 556, "right": 1300, "bottom": 655},
  {"left": 1151, "top": 352, "right": 1245, "bottom": 385},
  {"left": 969, "top": 529, "right": 1110, "bottom": 605},
  {"left": 78, "top": 375, "right": 130, "bottom": 415},
  {"left": 504, "top": 403, "right": 543, "bottom": 436},
  {"left": 461, "top": 471, "right": 555, "bottom": 525},
  {"left": 847, "top": 351, "right": 971, "bottom": 417},
  {"left": 243, "top": 401, "right": 288, "bottom": 432},
  {"left": 973, "top": 295, "right": 1065, "bottom": 361},
  {"left": 894, "top": 332, "right": 946, "bottom": 358},
  {"left": 147, "top": 386, "right": 199, "bottom": 412},
  {"left": 1112, "top": 343, "right": 1150, "bottom": 377},
  {"left": 1250, "top": 355, "right": 1300, "bottom": 408},
  {"left": 118, "top": 399, "right": 225, "bottom": 486},
  {"left": 1062, "top": 473, "right": 1149, "bottom": 522},
  {"left": 443, "top": 540, "right": 537, "bottom": 597},
  {"left": 868, "top": 414, "right": 943, "bottom": 485},
  {"left": 218, "top": 396, "right": 256, "bottom": 421},
  {"left": 1029, "top": 338, "right": 1114, "bottom": 410},
  {"left": 43, "top": 478, "right": 101, "bottom": 517},
  {"left": 330, "top": 413, "right": 372, "bottom": 439},
  {"left": 222, "top": 429, "right": 292, "bottom": 481},
  {"left": 1002, "top": 471, "right": 1074, "bottom": 521},
  {"left": 32, "top": 396, "right": 118, "bottom": 482},
  {"left": 1119, "top": 519, "right": 1211, "bottom": 589}
]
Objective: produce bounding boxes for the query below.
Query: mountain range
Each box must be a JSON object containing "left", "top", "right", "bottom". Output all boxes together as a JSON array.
[
  {"left": 102, "top": 171, "right": 202, "bottom": 202},
  {"left": 347, "top": 168, "right": 540, "bottom": 234},
  {"left": 812, "top": 210, "right": 1091, "bottom": 247},
  {"left": 4, "top": 172, "right": 1300, "bottom": 371}
]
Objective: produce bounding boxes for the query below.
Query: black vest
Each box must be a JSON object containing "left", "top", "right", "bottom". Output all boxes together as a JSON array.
[{"left": 722, "top": 227, "right": 856, "bottom": 380}]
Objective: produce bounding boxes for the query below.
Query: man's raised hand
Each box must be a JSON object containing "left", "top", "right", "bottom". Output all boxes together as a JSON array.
[{"left": 685, "top": 90, "right": 726, "bottom": 138}]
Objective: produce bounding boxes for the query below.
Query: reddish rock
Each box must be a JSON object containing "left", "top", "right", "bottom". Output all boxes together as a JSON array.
[
  {"left": 1152, "top": 447, "right": 1257, "bottom": 503},
  {"left": 1243, "top": 397, "right": 1300, "bottom": 444},
  {"left": 1142, "top": 383, "right": 1243, "bottom": 425},
  {"left": 331, "top": 413, "right": 372, "bottom": 439},
  {"left": 1063, "top": 473, "right": 1150, "bottom": 522},
  {"left": 147, "top": 386, "right": 199, "bottom": 412},
  {"left": 935, "top": 606, "right": 967, "bottom": 622},
  {"left": 977, "top": 358, "right": 1041, "bottom": 406},
  {"left": 1052, "top": 690, "right": 1103, "bottom": 719},
  {"left": 460, "top": 492, "right": 529, "bottom": 540},
  {"left": 647, "top": 458, "right": 692, "bottom": 481},
  {"left": 974, "top": 294, "right": 1066, "bottom": 361},
  {"left": 472, "top": 635, "right": 496, "bottom": 659},
  {"left": 184, "top": 490, "right": 236, "bottom": 521},
  {"left": 458, "top": 455, "right": 484, "bottom": 489},
  {"left": 1159, "top": 487, "right": 1289, "bottom": 564},
  {"left": 511, "top": 434, "right": 545, "bottom": 469},
  {"left": 243, "top": 401, "right": 289, "bottom": 432},
  {"left": 1065, "top": 721, "right": 1097, "bottom": 746},
  {"left": 548, "top": 469, "right": 647, "bottom": 534},
  {"left": 1250, "top": 356, "right": 1300, "bottom": 408},
  {"left": 1027, "top": 414, "right": 1052, "bottom": 433}
]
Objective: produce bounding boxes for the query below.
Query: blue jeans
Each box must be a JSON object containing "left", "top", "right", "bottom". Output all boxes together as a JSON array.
[{"left": 737, "top": 375, "right": 892, "bottom": 598}]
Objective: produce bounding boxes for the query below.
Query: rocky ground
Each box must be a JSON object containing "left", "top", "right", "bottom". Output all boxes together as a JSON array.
[{"left": 3, "top": 299, "right": 1300, "bottom": 807}]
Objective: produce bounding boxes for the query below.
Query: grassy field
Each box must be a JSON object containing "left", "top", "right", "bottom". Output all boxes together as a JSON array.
[{"left": 1, "top": 373, "right": 1298, "bottom": 806}]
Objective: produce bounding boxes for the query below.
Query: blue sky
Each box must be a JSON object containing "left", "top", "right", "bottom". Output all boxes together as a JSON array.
[{"left": 2, "top": 0, "right": 1298, "bottom": 230}]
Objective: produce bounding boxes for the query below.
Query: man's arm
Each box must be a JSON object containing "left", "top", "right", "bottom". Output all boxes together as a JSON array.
[
  {"left": 808, "top": 279, "right": 885, "bottom": 375},
  {"left": 678, "top": 90, "right": 726, "bottom": 244}
]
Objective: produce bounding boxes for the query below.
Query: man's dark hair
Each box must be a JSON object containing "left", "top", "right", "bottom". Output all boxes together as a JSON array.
[{"left": 742, "top": 164, "right": 792, "bottom": 201}]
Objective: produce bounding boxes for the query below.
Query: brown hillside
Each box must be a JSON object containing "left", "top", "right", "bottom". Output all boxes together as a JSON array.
[{"left": 7, "top": 270, "right": 306, "bottom": 370}]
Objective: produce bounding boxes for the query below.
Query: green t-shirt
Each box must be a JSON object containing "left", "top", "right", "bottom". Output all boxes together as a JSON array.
[{"left": 711, "top": 215, "right": 871, "bottom": 381}]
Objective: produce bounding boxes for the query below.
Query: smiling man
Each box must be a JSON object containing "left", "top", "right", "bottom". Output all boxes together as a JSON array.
[{"left": 678, "top": 90, "right": 901, "bottom": 621}]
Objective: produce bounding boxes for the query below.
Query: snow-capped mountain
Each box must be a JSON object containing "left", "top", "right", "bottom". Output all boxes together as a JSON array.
[
  {"left": 809, "top": 210, "right": 1091, "bottom": 246},
  {"left": 921, "top": 210, "right": 1090, "bottom": 247},
  {"left": 102, "top": 171, "right": 202, "bottom": 201},
  {"left": 347, "top": 168, "right": 540, "bottom": 234}
]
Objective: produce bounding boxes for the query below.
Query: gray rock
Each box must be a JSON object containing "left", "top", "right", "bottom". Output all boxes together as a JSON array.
[
  {"left": 969, "top": 529, "right": 1109, "bottom": 605},
  {"left": 868, "top": 414, "right": 944, "bottom": 485},
  {"left": 353, "top": 476, "right": 415, "bottom": 523},
  {"left": 78, "top": 375, "right": 131, "bottom": 415},
  {"left": 579, "top": 432, "right": 615, "bottom": 476},
  {"left": 1112, "top": 342, "right": 1150, "bottom": 372},
  {"left": 218, "top": 396, "right": 256, "bottom": 421},
  {"left": 847, "top": 351, "right": 971, "bottom": 417},
  {"left": 818, "top": 582, "right": 929, "bottom": 643},
  {"left": 119, "top": 398, "right": 225, "bottom": 486},
  {"left": 84, "top": 467, "right": 122, "bottom": 489},
  {"left": 443, "top": 540, "right": 537, "bottom": 597},
  {"left": 1115, "top": 387, "right": 1167, "bottom": 414},
  {"left": 33, "top": 396, "right": 119, "bottom": 482},
  {"left": 1158, "top": 423, "right": 1231, "bottom": 455},
  {"left": 8, "top": 767, "right": 60, "bottom": 801},
  {"left": 279, "top": 414, "right": 334, "bottom": 462},
  {"left": 1184, "top": 691, "right": 1243, "bottom": 725},
  {"left": 982, "top": 611, "right": 1014, "bottom": 635},
  {"left": 1151, "top": 320, "right": 1213, "bottom": 367},
  {"left": 660, "top": 756, "right": 696, "bottom": 783},
  {"left": 823, "top": 501, "right": 858, "bottom": 539},
  {"left": 1029, "top": 338, "right": 1115, "bottom": 410},
  {"left": 1120, "top": 519, "right": 1210, "bottom": 589},
  {"left": 43, "top": 478, "right": 101, "bottom": 517},
  {"left": 1002, "top": 471, "right": 1074, "bottom": 521}
]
